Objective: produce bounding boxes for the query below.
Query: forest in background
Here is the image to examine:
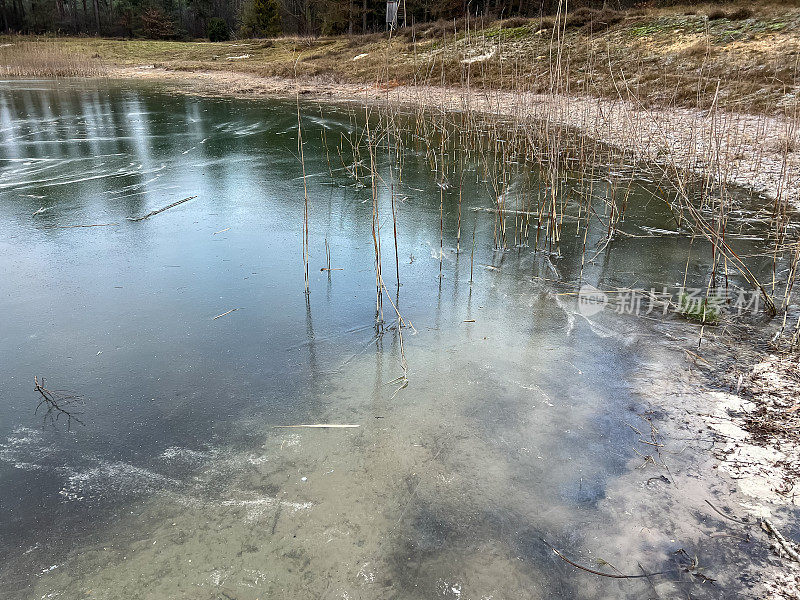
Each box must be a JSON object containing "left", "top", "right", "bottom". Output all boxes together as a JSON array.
[{"left": 1, "top": 0, "right": 787, "bottom": 40}]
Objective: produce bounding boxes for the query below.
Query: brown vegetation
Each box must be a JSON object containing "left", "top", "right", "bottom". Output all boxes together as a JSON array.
[
  {"left": 0, "top": 40, "right": 107, "bottom": 77},
  {"left": 2, "top": 2, "right": 797, "bottom": 114}
]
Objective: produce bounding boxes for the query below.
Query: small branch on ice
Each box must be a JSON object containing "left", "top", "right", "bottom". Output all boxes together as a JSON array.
[
  {"left": 541, "top": 538, "right": 665, "bottom": 579},
  {"left": 127, "top": 196, "right": 197, "bottom": 221}
]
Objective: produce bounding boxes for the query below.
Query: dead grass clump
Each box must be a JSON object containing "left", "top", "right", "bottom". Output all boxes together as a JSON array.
[
  {"left": 585, "top": 9, "right": 624, "bottom": 32},
  {"left": 566, "top": 8, "right": 599, "bottom": 27},
  {"left": 536, "top": 18, "right": 555, "bottom": 31},
  {"left": 565, "top": 8, "right": 623, "bottom": 32},
  {"left": 708, "top": 7, "right": 753, "bottom": 21},
  {"left": 500, "top": 17, "right": 532, "bottom": 29},
  {"left": 728, "top": 7, "right": 754, "bottom": 20}
]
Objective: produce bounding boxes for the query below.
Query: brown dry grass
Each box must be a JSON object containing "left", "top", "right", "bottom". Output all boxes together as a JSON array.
[
  {"left": 0, "top": 2, "right": 798, "bottom": 113},
  {"left": 0, "top": 40, "right": 107, "bottom": 77}
]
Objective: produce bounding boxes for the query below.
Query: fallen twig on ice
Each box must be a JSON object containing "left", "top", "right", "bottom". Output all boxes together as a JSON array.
[
  {"left": 127, "top": 195, "right": 197, "bottom": 221},
  {"left": 541, "top": 538, "right": 665, "bottom": 579}
]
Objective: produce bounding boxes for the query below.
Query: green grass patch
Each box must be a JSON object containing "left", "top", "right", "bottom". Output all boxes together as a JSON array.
[
  {"left": 627, "top": 16, "right": 707, "bottom": 38},
  {"left": 678, "top": 293, "right": 721, "bottom": 324},
  {"left": 483, "top": 25, "right": 532, "bottom": 41}
]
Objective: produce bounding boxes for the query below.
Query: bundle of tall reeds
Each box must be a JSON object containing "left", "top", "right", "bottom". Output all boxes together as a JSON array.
[
  {"left": 305, "top": 0, "right": 800, "bottom": 361},
  {"left": 0, "top": 41, "right": 106, "bottom": 78}
]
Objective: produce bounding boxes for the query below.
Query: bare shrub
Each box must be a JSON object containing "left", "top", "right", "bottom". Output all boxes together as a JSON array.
[{"left": 139, "top": 6, "right": 176, "bottom": 39}]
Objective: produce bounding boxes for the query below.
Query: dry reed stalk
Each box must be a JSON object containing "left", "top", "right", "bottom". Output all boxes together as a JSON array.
[
  {"left": 438, "top": 138, "right": 445, "bottom": 278},
  {"left": 469, "top": 215, "right": 477, "bottom": 284},
  {"left": 365, "top": 107, "right": 384, "bottom": 326},
  {"left": 391, "top": 182, "right": 400, "bottom": 288},
  {"left": 297, "top": 101, "right": 311, "bottom": 295}
]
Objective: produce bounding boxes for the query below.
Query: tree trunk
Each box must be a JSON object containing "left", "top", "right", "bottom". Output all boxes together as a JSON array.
[
  {"left": 362, "top": 0, "right": 367, "bottom": 33},
  {"left": 348, "top": 0, "right": 353, "bottom": 35},
  {"left": 0, "top": 0, "right": 8, "bottom": 32},
  {"left": 92, "top": 0, "right": 99, "bottom": 32}
]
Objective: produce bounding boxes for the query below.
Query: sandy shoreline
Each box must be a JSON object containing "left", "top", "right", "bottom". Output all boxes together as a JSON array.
[{"left": 113, "top": 66, "right": 800, "bottom": 205}]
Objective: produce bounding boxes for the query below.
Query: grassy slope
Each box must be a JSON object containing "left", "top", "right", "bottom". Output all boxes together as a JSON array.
[{"left": 3, "top": 2, "right": 800, "bottom": 113}]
